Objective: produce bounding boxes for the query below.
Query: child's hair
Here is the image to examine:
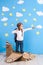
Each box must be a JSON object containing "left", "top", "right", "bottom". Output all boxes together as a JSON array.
[
  {"left": 17, "top": 22, "right": 23, "bottom": 28},
  {"left": 17, "top": 22, "right": 23, "bottom": 36}
]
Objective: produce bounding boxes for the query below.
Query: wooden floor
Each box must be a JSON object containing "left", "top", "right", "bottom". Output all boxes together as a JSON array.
[{"left": 0, "top": 53, "right": 43, "bottom": 65}]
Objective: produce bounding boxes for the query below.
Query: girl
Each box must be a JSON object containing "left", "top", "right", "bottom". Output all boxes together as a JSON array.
[{"left": 12, "top": 23, "right": 34, "bottom": 53}]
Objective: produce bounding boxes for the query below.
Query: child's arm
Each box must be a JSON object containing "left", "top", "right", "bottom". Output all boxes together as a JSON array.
[
  {"left": 24, "top": 28, "right": 32, "bottom": 32},
  {"left": 24, "top": 26, "right": 35, "bottom": 32},
  {"left": 12, "top": 30, "right": 16, "bottom": 34}
]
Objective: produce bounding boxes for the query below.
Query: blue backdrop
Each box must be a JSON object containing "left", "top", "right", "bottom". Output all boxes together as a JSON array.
[{"left": 0, "top": 0, "right": 43, "bottom": 54}]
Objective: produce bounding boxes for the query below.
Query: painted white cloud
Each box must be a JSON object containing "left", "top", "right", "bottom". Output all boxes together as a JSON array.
[
  {"left": 36, "top": 25, "right": 43, "bottom": 29},
  {"left": 2, "top": 6, "right": 9, "bottom": 12},
  {"left": 17, "top": 0, "right": 24, "bottom": 4},
  {"left": 36, "top": 11, "right": 43, "bottom": 16},
  {"left": 16, "top": 12, "right": 23, "bottom": 17},
  {"left": 1, "top": 17, "right": 8, "bottom": 22},
  {"left": 37, "top": 0, "right": 43, "bottom": 4}
]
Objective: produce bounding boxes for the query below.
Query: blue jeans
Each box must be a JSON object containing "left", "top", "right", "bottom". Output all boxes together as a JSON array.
[{"left": 16, "top": 41, "right": 23, "bottom": 53}]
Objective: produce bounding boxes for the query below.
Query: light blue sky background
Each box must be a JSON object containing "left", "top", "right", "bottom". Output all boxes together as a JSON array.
[{"left": 0, "top": 0, "right": 43, "bottom": 54}]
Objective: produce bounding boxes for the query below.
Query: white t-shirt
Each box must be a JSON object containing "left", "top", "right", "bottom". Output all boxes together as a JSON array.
[{"left": 12, "top": 28, "right": 32, "bottom": 41}]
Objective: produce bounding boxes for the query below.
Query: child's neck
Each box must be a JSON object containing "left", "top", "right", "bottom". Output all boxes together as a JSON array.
[{"left": 18, "top": 28, "right": 23, "bottom": 31}]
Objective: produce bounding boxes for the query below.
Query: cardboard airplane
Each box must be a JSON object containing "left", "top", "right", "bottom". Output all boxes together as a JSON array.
[{"left": 5, "top": 42, "right": 35, "bottom": 63}]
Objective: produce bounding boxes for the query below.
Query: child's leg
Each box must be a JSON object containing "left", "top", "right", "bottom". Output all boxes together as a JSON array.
[
  {"left": 16, "top": 41, "right": 19, "bottom": 52},
  {"left": 20, "top": 41, "right": 23, "bottom": 53}
]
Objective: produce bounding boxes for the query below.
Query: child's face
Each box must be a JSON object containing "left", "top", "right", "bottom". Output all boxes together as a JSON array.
[{"left": 20, "top": 24, "right": 23, "bottom": 30}]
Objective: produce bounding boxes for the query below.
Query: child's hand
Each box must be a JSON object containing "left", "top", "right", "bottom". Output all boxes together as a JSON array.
[{"left": 32, "top": 26, "right": 35, "bottom": 29}]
